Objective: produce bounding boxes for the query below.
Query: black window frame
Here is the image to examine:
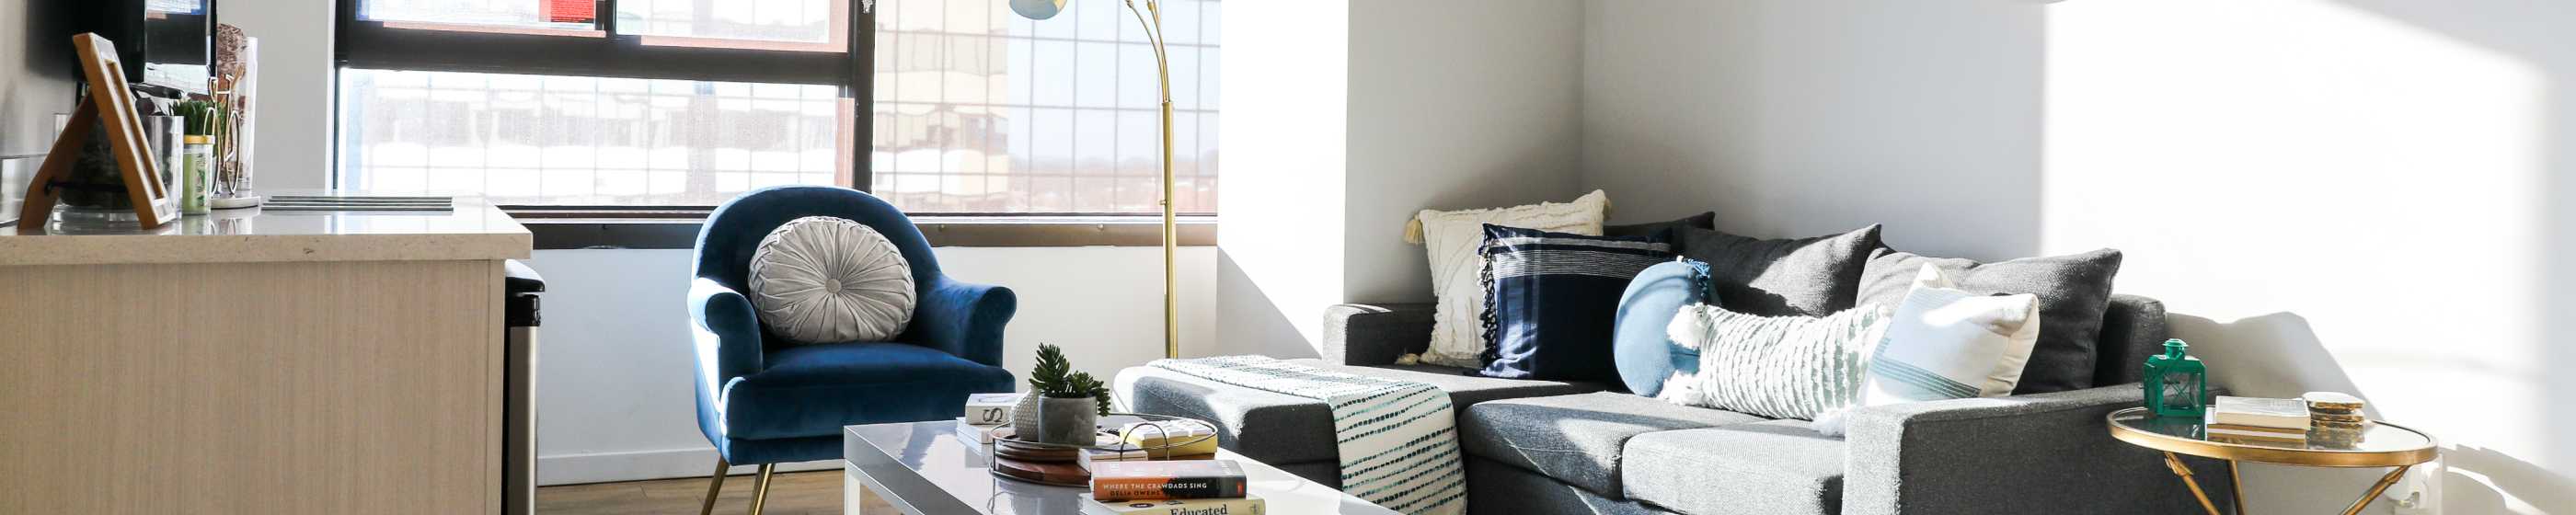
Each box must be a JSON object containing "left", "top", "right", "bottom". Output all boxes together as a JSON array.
[
  {"left": 331, "top": 0, "right": 874, "bottom": 211},
  {"left": 329, "top": 0, "right": 1219, "bottom": 248}
]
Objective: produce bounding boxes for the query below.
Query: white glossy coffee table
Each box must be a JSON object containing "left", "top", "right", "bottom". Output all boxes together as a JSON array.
[{"left": 843, "top": 419, "right": 1397, "bottom": 514}]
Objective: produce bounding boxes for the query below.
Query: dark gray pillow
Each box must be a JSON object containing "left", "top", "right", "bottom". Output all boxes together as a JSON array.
[
  {"left": 1857, "top": 247, "right": 2123, "bottom": 395},
  {"left": 1604, "top": 212, "right": 1715, "bottom": 239},
  {"left": 1675, "top": 224, "right": 1881, "bottom": 317}
]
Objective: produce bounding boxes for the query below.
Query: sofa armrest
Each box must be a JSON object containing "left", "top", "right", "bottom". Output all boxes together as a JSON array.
[
  {"left": 1843, "top": 383, "right": 2237, "bottom": 515},
  {"left": 689, "top": 278, "right": 766, "bottom": 382},
  {"left": 1322, "top": 303, "right": 1434, "bottom": 365},
  {"left": 910, "top": 278, "right": 1017, "bottom": 368}
]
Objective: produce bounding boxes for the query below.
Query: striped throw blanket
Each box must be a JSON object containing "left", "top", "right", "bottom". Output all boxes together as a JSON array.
[{"left": 1148, "top": 356, "right": 1466, "bottom": 515}]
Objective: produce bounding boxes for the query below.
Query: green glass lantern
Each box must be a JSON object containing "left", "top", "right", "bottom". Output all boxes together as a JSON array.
[{"left": 2142, "top": 338, "right": 2208, "bottom": 418}]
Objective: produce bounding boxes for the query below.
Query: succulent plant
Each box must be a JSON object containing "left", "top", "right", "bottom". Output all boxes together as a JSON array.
[{"left": 1028, "top": 343, "right": 1111, "bottom": 416}]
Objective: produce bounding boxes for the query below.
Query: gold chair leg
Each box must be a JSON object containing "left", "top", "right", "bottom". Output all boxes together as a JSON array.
[
  {"left": 699, "top": 458, "right": 730, "bottom": 515},
  {"left": 2340, "top": 465, "right": 2412, "bottom": 515},
  {"left": 748, "top": 464, "right": 777, "bottom": 515},
  {"left": 2230, "top": 459, "right": 2247, "bottom": 515},
  {"left": 2163, "top": 452, "right": 2225, "bottom": 515}
]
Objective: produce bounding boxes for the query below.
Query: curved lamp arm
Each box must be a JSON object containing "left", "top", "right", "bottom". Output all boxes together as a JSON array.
[{"left": 1010, "top": 0, "right": 1181, "bottom": 359}]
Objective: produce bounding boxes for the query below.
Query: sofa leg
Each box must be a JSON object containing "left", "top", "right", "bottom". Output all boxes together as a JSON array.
[
  {"left": 699, "top": 458, "right": 730, "bottom": 515},
  {"left": 748, "top": 464, "right": 777, "bottom": 515}
]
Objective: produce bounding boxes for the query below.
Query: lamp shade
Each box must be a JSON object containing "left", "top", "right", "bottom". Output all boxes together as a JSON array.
[{"left": 1010, "top": 0, "right": 1069, "bottom": 19}]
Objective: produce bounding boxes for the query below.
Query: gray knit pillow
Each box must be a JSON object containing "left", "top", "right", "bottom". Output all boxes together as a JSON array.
[
  {"left": 748, "top": 216, "right": 916, "bottom": 345},
  {"left": 1658, "top": 303, "right": 1890, "bottom": 420}
]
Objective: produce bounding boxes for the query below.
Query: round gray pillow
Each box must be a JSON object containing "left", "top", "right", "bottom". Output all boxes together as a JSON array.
[{"left": 747, "top": 216, "right": 916, "bottom": 345}]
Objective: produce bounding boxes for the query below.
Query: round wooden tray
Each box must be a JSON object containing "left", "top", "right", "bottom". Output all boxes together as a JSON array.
[{"left": 986, "top": 413, "right": 1218, "bottom": 486}]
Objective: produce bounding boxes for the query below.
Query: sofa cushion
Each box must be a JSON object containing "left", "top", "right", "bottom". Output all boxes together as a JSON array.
[
  {"left": 1478, "top": 224, "right": 1673, "bottom": 382},
  {"left": 1416, "top": 190, "right": 1610, "bottom": 369},
  {"left": 1603, "top": 212, "right": 1716, "bottom": 240},
  {"left": 1460, "top": 392, "right": 1766, "bottom": 499},
  {"left": 1467, "top": 456, "right": 1677, "bottom": 515},
  {"left": 722, "top": 342, "right": 1014, "bottom": 440},
  {"left": 1857, "top": 248, "right": 2123, "bottom": 395},
  {"left": 1613, "top": 260, "right": 1714, "bottom": 396},
  {"left": 1623, "top": 419, "right": 1848, "bottom": 515},
  {"left": 1115, "top": 360, "right": 1606, "bottom": 467},
  {"left": 1675, "top": 224, "right": 1882, "bottom": 317}
]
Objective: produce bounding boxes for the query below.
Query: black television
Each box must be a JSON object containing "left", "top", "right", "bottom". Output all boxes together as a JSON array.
[{"left": 119, "top": 0, "right": 219, "bottom": 97}]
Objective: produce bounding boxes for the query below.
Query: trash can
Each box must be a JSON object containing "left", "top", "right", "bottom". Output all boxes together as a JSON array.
[{"left": 503, "top": 260, "right": 545, "bottom": 515}]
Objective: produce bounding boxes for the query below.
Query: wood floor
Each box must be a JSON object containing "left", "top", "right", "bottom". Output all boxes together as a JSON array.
[{"left": 538, "top": 470, "right": 894, "bottom": 515}]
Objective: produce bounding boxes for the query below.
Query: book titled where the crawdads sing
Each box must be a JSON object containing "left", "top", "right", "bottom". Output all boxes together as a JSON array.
[{"left": 1088, "top": 460, "right": 1249, "bottom": 501}]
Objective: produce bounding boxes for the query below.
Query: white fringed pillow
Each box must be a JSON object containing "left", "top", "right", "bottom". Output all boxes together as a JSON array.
[
  {"left": 748, "top": 216, "right": 917, "bottom": 345},
  {"left": 1410, "top": 189, "right": 1609, "bottom": 368}
]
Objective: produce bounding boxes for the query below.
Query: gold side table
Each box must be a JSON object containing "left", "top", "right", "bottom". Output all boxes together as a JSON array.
[{"left": 2107, "top": 407, "right": 2438, "bottom": 515}]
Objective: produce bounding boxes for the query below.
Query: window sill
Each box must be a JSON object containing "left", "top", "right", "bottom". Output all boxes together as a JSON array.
[{"left": 517, "top": 213, "right": 1217, "bottom": 250}]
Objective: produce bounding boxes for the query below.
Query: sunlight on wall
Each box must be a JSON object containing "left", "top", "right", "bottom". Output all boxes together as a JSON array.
[
  {"left": 2045, "top": 1, "right": 2550, "bottom": 513},
  {"left": 1213, "top": 0, "right": 1349, "bottom": 357}
]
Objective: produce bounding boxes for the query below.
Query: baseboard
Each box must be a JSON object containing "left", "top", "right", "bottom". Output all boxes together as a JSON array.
[{"left": 539, "top": 447, "right": 844, "bottom": 486}]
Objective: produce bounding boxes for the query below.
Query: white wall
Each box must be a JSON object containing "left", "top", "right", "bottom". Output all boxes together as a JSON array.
[
  {"left": 1343, "top": 0, "right": 1586, "bottom": 303},
  {"left": 220, "top": 0, "right": 333, "bottom": 189},
  {"left": 1581, "top": 1, "right": 2576, "bottom": 513},
  {"left": 1217, "top": 0, "right": 1586, "bottom": 359},
  {"left": 528, "top": 246, "right": 1217, "bottom": 485},
  {"left": 1213, "top": 0, "right": 1348, "bottom": 359}
]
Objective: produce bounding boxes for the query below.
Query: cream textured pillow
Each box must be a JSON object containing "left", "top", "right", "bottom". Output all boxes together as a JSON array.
[
  {"left": 1858, "top": 263, "right": 2041, "bottom": 403},
  {"left": 1659, "top": 303, "right": 1890, "bottom": 420},
  {"left": 1413, "top": 190, "right": 1608, "bottom": 368},
  {"left": 748, "top": 216, "right": 917, "bottom": 345}
]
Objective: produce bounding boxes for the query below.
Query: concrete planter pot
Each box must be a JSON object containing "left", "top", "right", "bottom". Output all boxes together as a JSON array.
[{"left": 1036, "top": 396, "right": 1099, "bottom": 445}]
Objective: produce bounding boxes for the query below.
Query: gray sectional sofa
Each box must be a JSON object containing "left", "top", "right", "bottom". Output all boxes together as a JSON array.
[{"left": 1115, "top": 299, "right": 2240, "bottom": 514}]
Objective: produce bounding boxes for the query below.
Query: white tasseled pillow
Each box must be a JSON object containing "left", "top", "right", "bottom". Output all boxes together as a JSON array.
[{"left": 747, "top": 216, "right": 916, "bottom": 345}]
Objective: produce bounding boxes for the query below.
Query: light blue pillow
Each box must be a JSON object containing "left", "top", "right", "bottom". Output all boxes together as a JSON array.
[{"left": 1613, "top": 259, "right": 1712, "bottom": 396}]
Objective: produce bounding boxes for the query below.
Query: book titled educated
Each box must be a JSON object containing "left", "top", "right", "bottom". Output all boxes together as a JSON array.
[
  {"left": 1085, "top": 494, "right": 1265, "bottom": 515},
  {"left": 1090, "top": 460, "right": 1249, "bottom": 501}
]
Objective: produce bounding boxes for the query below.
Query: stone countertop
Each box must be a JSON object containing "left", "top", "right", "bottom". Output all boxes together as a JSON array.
[{"left": 0, "top": 193, "right": 531, "bottom": 266}]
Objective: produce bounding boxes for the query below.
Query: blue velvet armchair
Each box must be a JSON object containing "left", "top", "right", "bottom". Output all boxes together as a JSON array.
[{"left": 687, "top": 186, "right": 1017, "bottom": 515}]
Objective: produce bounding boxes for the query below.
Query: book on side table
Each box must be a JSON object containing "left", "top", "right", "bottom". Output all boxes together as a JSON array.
[{"left": 2208, "top": 395, "right": 2311, "bottom": 444}]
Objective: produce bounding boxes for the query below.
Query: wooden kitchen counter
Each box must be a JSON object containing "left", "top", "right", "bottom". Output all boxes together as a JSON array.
[{"left": 0, "top": 196, "right": 530, "bottom": 514}]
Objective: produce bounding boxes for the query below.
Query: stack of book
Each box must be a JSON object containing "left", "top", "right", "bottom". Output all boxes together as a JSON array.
[
  {"left": 957, "top": 393, "right": 1025, "bottom": 446},
  {"left": 1120, "top": 420, "right": 1219, "bottom": 459},
  {"left": 2206, "top": 395, "right": 2309, "bottom": 444},
  {"left": 2303, "top": 391, "right": 2369, "bottom": 448},
  {"left": 1085, "top": 460, "right": 1263, "bottom": 514}
]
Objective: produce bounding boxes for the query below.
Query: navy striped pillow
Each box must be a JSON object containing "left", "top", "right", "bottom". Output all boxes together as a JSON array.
[{"left": 1478, "top": 223, "right": 1673, "bottom": 381}]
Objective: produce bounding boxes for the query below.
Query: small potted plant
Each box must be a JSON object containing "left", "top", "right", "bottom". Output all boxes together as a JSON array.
[{"left": 1023, "top": 344, "right": 1112, "bottom": 445}]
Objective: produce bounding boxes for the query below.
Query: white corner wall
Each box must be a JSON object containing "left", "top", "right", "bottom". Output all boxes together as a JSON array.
[
  {"left": 1343, "top": 0, "right": 1585, "bottom": 303},
  {"left": 1216, "top": 0, "right": 1587, "bottom": 359},
  {"left": 1213, "top": 0, "right": 1349, "bottom": 359},
  {"left": 528, "top": 246, "right": 1216, "bottom": 485},
  {"left": 1581, "top": 0, "right": 2576, "bottom": 513}
]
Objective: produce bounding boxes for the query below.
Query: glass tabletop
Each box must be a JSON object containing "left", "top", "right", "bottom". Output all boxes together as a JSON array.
[
  {"left": 843, "top": 418, "right": 1398, "bottom": 515},
  {"left": 2106, "top": 407, "right": 2437, "bottom": 467}
]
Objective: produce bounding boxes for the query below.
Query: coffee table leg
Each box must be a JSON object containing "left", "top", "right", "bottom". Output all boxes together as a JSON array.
[
  {"left": 2162, "top": 452, "right": 2224, "bottom": 515},
  {"left": 2339, "top": 465, "right": 2412, "bottom": 515},
  {"left": 2229, "top": 460, "right": 2247, "bottom": 515},
  {"left": 845, "top": 471, "right": 897, "bottom": 514}
]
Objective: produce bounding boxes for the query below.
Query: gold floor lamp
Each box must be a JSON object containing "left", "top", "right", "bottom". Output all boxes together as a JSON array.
[{"left": 1010, "top": 0, "right": 1180, "bottom": 359}]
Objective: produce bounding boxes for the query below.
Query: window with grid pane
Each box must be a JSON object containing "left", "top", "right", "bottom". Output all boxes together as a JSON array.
[
  {"left": 871, "top": 0, "right": 1218, "bottom": 214},
  {"left": 336, "top": 0, "right": 1217, "bottom": 214}
]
